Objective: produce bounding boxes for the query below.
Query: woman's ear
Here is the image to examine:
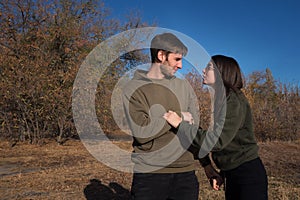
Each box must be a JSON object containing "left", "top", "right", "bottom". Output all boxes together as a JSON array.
[{"left": 157, "top": 50, "right": 165, "bottom": 62}]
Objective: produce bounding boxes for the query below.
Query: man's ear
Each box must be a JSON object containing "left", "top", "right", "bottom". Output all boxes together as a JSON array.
[{"left": 157, "top": 50, "right": 165, "bottom": 62}]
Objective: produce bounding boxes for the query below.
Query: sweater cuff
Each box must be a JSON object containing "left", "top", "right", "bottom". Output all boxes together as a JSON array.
[{"left": 198, "top": 155, "right": 211, "bottom": 167}]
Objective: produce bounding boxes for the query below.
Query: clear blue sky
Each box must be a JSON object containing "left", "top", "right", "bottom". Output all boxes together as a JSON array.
[{"left": 103, "top": 0, "right": 299, "bottom": 85}]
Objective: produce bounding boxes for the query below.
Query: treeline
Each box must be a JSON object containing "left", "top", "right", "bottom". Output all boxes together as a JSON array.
[
  {"left": 244, "top": 69, "right": 299, "bottom": 141},
  {"left": 0, "top": 0, "right": 149, "bottom": 144},
  {"left": 186, "top": 69, "right": 299, "bottom": 142},
  {"left": 0, "top": 0, "right": 298, "bottom": 144}
]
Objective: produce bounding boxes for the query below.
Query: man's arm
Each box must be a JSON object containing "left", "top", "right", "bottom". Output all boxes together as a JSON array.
[{"left": 123, "top": 90, "right": 171, "bottom": 145}]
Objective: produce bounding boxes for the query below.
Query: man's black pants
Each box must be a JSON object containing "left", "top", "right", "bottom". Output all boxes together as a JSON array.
[{"left": 131, "top": 170, "right": 199, "bottom": 200}]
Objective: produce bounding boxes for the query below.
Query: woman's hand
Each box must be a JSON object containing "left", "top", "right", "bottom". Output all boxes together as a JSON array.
[
  {"left": 181, "top": 112, "right": 194, "bottom": 124},
  {"left": 163, "top": 110, "right": 182, "bottom": 128},
  {"left": 203, "top": 164, "right": 224, "bottom": 191}
]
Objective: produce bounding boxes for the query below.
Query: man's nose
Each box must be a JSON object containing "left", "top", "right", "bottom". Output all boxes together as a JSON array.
[{"left": 177, "top": 62, "right": 182, "bottom": 69}]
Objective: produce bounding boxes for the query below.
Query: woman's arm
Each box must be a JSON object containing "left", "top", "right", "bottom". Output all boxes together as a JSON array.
[{"left": 164, "top": 93, "right": 244, "bottom": 152}]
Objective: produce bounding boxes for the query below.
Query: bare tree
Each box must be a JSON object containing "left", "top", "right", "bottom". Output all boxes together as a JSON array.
[{"left": 0, "top": 0, "right": 151, "bottom": 144}]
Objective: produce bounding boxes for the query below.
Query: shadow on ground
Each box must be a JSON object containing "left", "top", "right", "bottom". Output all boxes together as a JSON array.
[{"left": 84, "top": 179, "right": 130, "bottom": 200}]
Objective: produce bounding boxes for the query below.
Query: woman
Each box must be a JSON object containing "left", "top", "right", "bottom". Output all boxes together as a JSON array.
[{"left": 163, "top": 55, "right": 268, "bottom": 200}]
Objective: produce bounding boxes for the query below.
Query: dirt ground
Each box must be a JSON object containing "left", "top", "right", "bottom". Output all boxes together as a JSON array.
[{"left": 0, "top": 138, "right": 299, "bottom": 200}]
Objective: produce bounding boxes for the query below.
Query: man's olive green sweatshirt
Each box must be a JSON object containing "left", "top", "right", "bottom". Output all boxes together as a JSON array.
[{"left": 123, "top": 69, "right": 201, "bottom": 173}]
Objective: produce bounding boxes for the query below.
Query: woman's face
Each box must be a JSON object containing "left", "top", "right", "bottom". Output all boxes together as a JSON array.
[{"left": 202, "top": 61, "right": 216, "bottom": 85}]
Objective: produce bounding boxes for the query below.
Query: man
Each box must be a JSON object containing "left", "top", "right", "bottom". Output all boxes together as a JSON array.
[{"left": 122, "top": 32, "right": 211, "bottom": 200}]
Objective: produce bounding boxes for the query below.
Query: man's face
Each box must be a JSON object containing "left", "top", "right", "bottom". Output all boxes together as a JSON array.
[{"left": 160, "top": 52, "right": 183, "bottom": 78}]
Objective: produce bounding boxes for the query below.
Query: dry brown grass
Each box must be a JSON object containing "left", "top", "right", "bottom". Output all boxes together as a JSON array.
[{"left": 0, "top": 139, "right": 299, "bottom": 200}]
